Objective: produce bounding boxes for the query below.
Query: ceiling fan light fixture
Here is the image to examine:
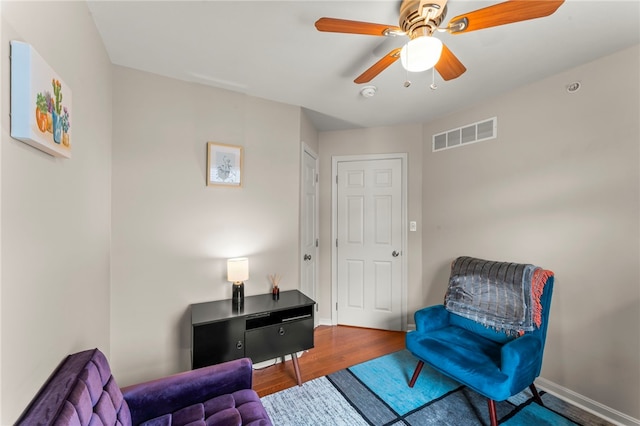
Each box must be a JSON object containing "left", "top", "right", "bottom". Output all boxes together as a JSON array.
[{"left": 400, "top": 36, "right": 443, "bottom": 72}]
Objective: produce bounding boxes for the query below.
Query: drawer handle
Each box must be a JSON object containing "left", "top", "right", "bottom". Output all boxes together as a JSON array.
[
  {"left": 278, "top": 327, "right": 285, "bottom": 336},
  {"left": 236, "top": 341, "right": 243, "bottom": 350},
  {"left": 282, "top": 314, "right": 311, "bottom": 322}
]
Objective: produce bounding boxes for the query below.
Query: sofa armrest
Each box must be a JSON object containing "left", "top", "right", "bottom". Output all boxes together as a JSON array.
[
  {"left": 122, "top": 357, "right": 253, "bottom": 425},
  {"left": 414, "top": 305, "right": 450, "bottom": 332},
  {"left": 501, "top": 335, "right": 543, "bottom": 392}
]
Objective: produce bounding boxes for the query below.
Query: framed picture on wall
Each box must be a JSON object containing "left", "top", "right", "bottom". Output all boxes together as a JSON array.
[{"left": 207, "top": 142, "right": 243, "bottom": 187}]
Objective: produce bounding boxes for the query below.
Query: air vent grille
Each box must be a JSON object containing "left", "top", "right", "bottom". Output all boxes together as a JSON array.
[{"left": 432, "top": 117, "right": 497, "bottom": 152}]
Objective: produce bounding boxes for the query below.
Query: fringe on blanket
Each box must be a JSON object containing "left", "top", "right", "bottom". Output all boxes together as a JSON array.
[{"left": 532, "top": 268, "right": 554, "bottom": 328}]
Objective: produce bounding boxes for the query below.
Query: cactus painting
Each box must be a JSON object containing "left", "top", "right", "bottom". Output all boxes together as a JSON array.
[{"left": 10, "top": 41, "right": 73, "bottom": 158}]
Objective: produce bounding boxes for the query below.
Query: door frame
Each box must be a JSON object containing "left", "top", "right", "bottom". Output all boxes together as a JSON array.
[
  {"left": 300, "top": 142, "right": 319, "bottom": 326},
  {"left": 331, "top": 153, "right": 408, "bottom": 330}
]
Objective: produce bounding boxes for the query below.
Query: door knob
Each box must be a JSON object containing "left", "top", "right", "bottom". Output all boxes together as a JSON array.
[
  {"left": 392, "top": 250, "right": 400, "bottom": 257},
  {"left": 304, "top": 254, "right": 312, "bottom": 261}
]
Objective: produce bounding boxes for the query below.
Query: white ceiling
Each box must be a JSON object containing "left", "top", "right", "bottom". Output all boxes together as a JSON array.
[{"left": 87, "top": 0, "right": 640, "bottom": 132}]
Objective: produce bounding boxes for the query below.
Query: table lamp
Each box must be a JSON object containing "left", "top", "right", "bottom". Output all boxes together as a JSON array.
[{"left": 227, "top": 257, "right": 248, "bottom": 305}]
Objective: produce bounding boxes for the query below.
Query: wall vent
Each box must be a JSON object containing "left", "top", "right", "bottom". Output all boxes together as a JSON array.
[{"left": 432, "top": 117, "right": 497, "bottom": 152}]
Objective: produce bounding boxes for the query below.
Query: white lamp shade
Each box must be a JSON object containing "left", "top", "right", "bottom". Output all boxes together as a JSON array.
[
  {"left": 400, "top": 36, "right": 443, "bottom": 72},
  {"left": 227, "top": 258, "right": 249, "bottom": 282}
]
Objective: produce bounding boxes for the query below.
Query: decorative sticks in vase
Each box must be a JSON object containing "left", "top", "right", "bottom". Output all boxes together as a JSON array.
[{"left": 269, "top": 273, "right": 280, "bottom": 300}]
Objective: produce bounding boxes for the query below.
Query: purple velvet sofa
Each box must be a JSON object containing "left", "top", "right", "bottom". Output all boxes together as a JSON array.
[{"left": 16, "top": 348, "right": 273, "bottom": 426}]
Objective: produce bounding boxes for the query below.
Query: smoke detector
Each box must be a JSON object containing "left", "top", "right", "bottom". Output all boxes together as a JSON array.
[{"left": 360, "top": 85, "right": 377, "bottom": 98}]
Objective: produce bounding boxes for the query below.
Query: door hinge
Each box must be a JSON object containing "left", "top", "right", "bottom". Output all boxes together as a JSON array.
[
  {"left": 335, "top": 175, "right": 338, "bottom": 184},
  {"left": 336, "top": 302, "right": 338, "bottom": 311},
  {"left": 335, "top": 239, "right": 338, "bottom": 247},
  {"left": 316, "top": 173, "right": 319, "bottom": 183},
  {"left": 315, "top": 238, "right": 319, "bottom": 247}
]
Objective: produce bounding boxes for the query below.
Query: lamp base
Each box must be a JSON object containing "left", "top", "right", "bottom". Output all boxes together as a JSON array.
[{"left": 232, "top": 282, "right": 244, "bottom": 305}]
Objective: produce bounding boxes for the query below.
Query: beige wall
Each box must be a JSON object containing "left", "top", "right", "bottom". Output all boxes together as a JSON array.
[
  {"left": 111, "top": 66, "right": 303, "bottom": 385},
  {"left": 318, "top": 125, "right": 423, "bottom": 325},
  {"left": 0, "top": 1, "right": 113, "bottom": 423},
  {"left": 300, "top": 109, "right": 319, "bottom": 154},
  {"left": 420, "top": 46, "right": 639, "bottom": 420}
]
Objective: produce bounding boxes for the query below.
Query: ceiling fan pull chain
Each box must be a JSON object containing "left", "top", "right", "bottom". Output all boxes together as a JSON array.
[
  {"left": 430, "top": 66, "right": 437, "bottom": 91},
  {"left": 404, "top": 42, "right": 411, "bottom": 87}
]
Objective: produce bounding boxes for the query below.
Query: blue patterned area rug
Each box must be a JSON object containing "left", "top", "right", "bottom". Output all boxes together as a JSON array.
[{"left": 261, "top": 350, "right": 595, "bottom": 426}]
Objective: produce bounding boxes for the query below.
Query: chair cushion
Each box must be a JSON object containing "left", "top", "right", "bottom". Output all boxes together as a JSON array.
[
  {"left": 449, "top": 311, "right": 514, "bottom": 344},
  {"left": 406, "top": 325, "right": 513, "bottom": 400},
  {"left": 140, "top": 389, "right": 270, "bottom": 426}
]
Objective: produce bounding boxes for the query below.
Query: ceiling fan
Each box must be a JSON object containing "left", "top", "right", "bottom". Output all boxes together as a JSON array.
[{"left": 315, "top": 0, "right": 565, "bottom": 84}]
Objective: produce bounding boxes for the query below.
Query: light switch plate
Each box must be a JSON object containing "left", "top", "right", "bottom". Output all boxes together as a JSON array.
[{"left": 410, "top": 221, "right": 417, "bottom": 232}]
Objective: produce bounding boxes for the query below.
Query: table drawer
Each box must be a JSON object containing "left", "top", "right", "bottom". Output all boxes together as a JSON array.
[
  {"left": 192, "top": 317, "right": 245, "bottom": 368},
  {"left": 245, "top": 318, "right": 314, "bottom": 363}
]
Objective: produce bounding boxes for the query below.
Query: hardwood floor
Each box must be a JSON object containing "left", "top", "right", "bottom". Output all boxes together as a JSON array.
[{"left": 252, "top": 325, "right": 406, "bottom": 397}]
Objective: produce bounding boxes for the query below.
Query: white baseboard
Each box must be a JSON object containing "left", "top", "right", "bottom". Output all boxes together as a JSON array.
[
  {"left": 318, "top": 320, "right": 414, "bottom": 329},
  {"left": 318, "top": 318, "right": 333, "bottom": 326},
  {"left": 536, "top": 377, "right": 640, "bottom": 426}
]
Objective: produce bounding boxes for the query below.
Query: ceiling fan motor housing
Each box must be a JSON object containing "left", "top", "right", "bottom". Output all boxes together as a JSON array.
[{"left": 400, "top": 0, "right": 448, "bottom": 38}]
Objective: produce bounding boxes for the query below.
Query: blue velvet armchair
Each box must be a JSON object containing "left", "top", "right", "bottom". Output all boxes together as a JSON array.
[{"left": 406, "top": 256, "right": 554, "bottom": 426}]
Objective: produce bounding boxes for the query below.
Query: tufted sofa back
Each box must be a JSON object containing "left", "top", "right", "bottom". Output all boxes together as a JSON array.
[{"left": 17, "top": 348, "right": 132, "bottom": 425}]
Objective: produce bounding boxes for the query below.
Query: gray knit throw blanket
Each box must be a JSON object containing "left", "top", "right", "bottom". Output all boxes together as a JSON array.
[{"left": 444, "top": 256, "right": 549, "bottom": 336}]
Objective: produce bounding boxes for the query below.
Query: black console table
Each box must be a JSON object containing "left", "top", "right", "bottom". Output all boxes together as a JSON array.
[{"left": 191, "top": 290, "right": 315, "bottom": 385}]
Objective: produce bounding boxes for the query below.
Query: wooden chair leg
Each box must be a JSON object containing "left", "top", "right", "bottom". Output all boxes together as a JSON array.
[
  {"left": 487, "top": 399, "right": 498, "bottom": 426},
  {"left": 529, "top": 383, "right": 544, "bottom": 406},
  {"left": 408, "top": 360, "right": 424, "bottom": 388}
]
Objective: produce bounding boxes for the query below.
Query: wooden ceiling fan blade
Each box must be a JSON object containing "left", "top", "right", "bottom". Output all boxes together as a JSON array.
[
  {"left": 435, "top": 44, "right": 466, "bottom": 81},
  {"left": 447, "top": 0, "right": 565, "bottom": 34},
  {"left": 315, "top": 17, "right": 404, "bottom": 36},
  {"left": 354, "top": 48, "right": 402, "bottom": 84}
]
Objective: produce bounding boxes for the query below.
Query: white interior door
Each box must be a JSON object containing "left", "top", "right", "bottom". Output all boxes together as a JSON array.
[
  {"left": 300, "top": 145, "right": 318, "bottom": 315},
  {"left": 335, "top": 157, "right": 404, "bottom": 330}
]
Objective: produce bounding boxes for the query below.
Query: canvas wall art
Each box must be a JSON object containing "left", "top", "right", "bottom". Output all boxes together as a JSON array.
[{"left": 10, "top": 40, "right": 72, "bottom": 158}]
